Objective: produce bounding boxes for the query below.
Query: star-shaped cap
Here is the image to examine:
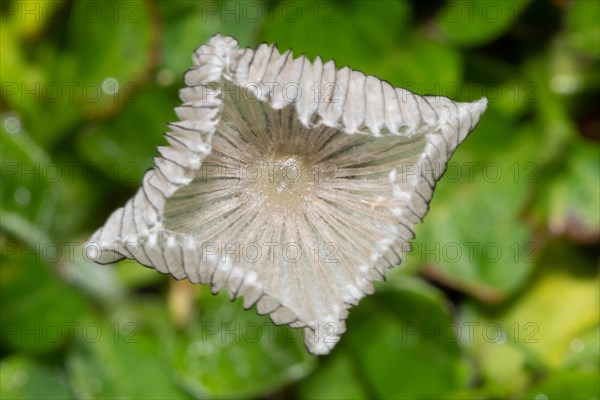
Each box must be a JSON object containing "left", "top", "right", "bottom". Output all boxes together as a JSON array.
[{"left": 85, "top": 34, "right": 487, "bottom": 354}]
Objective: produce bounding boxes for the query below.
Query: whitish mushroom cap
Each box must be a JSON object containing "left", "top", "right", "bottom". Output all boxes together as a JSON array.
[{"left": 85, "top": 34, "right": 487, "bottom": 355}]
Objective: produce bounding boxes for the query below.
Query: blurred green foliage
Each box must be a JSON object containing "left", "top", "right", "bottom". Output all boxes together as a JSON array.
[{"left": 1, "top": 0, "right": 598, "bottom": 399}]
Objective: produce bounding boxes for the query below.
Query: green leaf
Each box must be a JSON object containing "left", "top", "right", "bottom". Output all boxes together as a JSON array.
[
  {"left": 0, "top": 126, "right": 93, "bottom": 243},
  {"left": 337, "top": 279, "right": 468, "bottom": 399},
  {"left": 8, "top": 50, "right": 82, "bottom": 147},
  {"left": 76, "top": 85, "right": 177, "bottom": 186},
  {"left": 0, "top": 129, "right": 56, "bottom": 245},
  {"left": 2, "top": 0, "right": 154, "bottom": 146},
  {"left": 172, "top": 289, "right": 316, "bottom": 399},
  {"left": 0, "top": 238, "right": 91, "bottom": 353},
  {"left": 67, "top": 0, "right": 154, "bottom": 117},
  {"left": 436, "top": 0, "right": 531, "bottom": 47},
  {"left": 373, "top": 35, "right": 462, "bottom": 90},
  {"left": 66, "top": 320, "right": 189, "bottom": 399},
  {"left": 412, "top": 109, "right": 537, "bottom": 301},
  {"left": 458, "top": 305, "right": 534, "bottom": 396},
  {"left": 58, "top": 241, "right": 128, "bottom": 306},
  {"left": 0, "top": 355, "right": 73, "bottom": 399},
  {"left": 459, "top": 243, "right": 599, "bottom": 396},
  {"left": 525, "top": 49, "right": 580, "bottom": 164},
  {"left": 563, "top": 324, "right": 600, "bottom": 370},
  {"left": 298, "top": 351, "right": 369, "bottom": 400},
  {"left": 566, "top": 0, "right": 600, "bottom": 58},
  {"left": 157, "top": 0, "right": 261, "bottom": 78},
  {"left": 113, "top": 259, "right": 166, "bottom": 290},
  {"left": 491, "top": 250, "right": 598, "bottom": 368},
  {"left": 260, "top": 1, "right": 461, "bottom": 105},
  {"left": 522, "top": 369, "right": 600, "bottom": 400},
  {"left": 490, "top": 79, "right": 540, "bottom": 119},
  {"left": 260, "top": 0, "right": 413, "bottom": 73},
  {"left": 535, "top": 138, "right": 600, "bottom": 242}
]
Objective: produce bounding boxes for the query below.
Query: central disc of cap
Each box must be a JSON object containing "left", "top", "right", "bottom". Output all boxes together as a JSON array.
[{"left": 254, "top": 154, "right": 314, "bottom": 212}]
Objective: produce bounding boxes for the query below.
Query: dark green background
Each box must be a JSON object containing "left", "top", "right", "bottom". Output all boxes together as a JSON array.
[{"left": 1, "top": 0, "right": 598, "bottom": 399}]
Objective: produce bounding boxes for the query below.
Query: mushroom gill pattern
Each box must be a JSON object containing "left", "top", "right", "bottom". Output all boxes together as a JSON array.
[{"left": 86, "top": 34, "right": 487, "bottom": 354}]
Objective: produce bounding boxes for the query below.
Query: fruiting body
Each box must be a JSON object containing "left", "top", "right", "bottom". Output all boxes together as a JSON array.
[{"left": 86, "top": 35, "right": 487, "bottom": 354}]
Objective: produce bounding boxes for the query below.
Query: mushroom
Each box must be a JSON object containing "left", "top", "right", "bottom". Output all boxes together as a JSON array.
[{"left": 85, "top": 34, "right": 487, "bottom": 355}]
